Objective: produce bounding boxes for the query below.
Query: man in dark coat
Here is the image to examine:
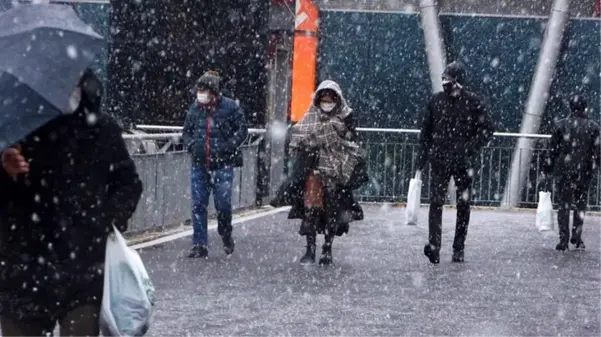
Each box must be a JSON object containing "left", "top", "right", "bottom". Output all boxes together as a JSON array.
[
  {"left": 0, "top": 70, "right": 143, "bottom": 336},
  {"left": 543, "top": 95, "right": 600, "bottom": 251},
  {"left": 417, "top": 61, "right": 495, "bottom": 264},
  {"left": 182, "top": 70, "right": 248, "bottom": 258}
]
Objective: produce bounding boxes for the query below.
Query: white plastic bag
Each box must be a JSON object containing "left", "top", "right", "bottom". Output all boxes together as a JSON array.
[
  {"left": 405, "top": 171, "right": 423, "bottom": 225},
  {"left": 536, "top": 191, "right": 555, "bottom": 233},
  {"left": 100, "top": 227, "right": 156, "bottom": 337}
]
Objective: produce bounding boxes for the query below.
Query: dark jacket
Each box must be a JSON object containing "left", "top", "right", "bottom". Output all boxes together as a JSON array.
[
  {"left": 544, "top": 112, "right": 601, "bottom": 181},
  {"left": 182, "top": 96, "right": 248, "bottom": 170},
  {"left": 417, "top": 90, "right": 495, "bottom": 169},
  {"left": 0, "top": 97, "right": 143, "bottom": 318},
  {"left": 270, "top": 113, "right": 364, "bottom": 234}
]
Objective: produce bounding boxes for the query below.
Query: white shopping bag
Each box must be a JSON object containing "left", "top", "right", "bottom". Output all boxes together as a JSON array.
[
  {"left": 405, "top": 171, "right": 423, "bottom": 225},
  {"left": 536, "top": 191, "right": 555, "bottom": 233},
  {"left": 100, "top": 226, "right": 156, "bottom": 337}
]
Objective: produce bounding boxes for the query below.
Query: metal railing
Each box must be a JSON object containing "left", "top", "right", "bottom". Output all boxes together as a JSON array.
[
  {"left": 128, "top": 126, "right": 601, "bottom": 219},
  {"left": 355, "top": 129, "right": 599, "bottom": 210},
  {"left": 122, "top": 129, "right": 265, "bottom": 232}
]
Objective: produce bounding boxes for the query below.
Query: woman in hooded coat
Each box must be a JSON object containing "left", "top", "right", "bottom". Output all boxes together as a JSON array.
[{"left": 271, "top": 80, "right": 367, "bottom": 265}]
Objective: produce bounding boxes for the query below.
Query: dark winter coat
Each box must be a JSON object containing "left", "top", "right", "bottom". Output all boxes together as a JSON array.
[
  {"left": 182, "top": 96, "right": 248, "bottom": 170},
  {"left": 0, "top": 97, "right": 143, "bottom": 319},
  {"left": 270, "top": 112, "right": 365, "bottom": 234},
  {"left": 544, "top": 112, "right": 601, "bottom": 182},
  {"left": 417, "top": 90, "right": 495, "bottom": 169}
]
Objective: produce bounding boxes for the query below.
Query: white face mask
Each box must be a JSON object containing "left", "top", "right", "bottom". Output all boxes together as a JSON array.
[
  {"left": 64, "top": 86, "right": 82, "bottom": 114},
  {"left": 320, "top": 102, "right": 336, "bottom": 113},
  {"left": 197, "top": 92, "right": 211, "bottom": 104}
]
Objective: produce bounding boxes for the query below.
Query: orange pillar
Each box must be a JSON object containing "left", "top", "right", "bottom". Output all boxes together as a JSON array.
[{"left": 290, "top": 0, "right": 319, "bottom": 123}]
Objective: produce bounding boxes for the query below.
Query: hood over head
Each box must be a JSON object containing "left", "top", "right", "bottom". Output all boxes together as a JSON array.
[
  {"left": 569, "top": 94, "right": 587, "bottom": 117},
  {"left": 311, "top": 80, "right": 352, "bottom": 118},
  {"left": 442, "top": 61, "right": 467, "bottom": 86}
]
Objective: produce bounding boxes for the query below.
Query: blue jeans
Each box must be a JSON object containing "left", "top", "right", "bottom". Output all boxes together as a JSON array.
[{"left": 191, "top": 165, "right": 234, "bottom": 246}]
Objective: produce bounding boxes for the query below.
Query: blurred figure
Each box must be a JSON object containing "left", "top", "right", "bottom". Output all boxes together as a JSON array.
[
  {"left": 543, "top": 95, "right": 601, "bottom": 251},
  {"left": 271, "top": 80, "right": 367, "bottom": 265},
  {"left": 0, "top": 70, "right": 143, "bottom": 336},
  {"left": 417, "top": 61, "right": 495, "bottom": 264},
  {"left": 182, "top": 71, "right": 248, "bottom": 258}
]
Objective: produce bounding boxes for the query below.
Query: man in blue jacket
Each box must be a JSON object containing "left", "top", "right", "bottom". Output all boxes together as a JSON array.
[{"left": 182, "top": 71, "right": 248, "bottom": 258}]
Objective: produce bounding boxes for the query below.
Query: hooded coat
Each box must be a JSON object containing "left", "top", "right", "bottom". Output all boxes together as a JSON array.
[
  {"left": 0, "top": 72, "right": 143, "bottom": 319},
  {"left": 417, "top": 63, "right": 495, "bottom": 169},
  {"left": 271, "top": 80, "right": 366, "bottom": 234}
]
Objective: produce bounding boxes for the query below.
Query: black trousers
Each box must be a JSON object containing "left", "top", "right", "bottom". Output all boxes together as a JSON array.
[
  {"left": 0, "top": 304, "right": 100, "bottom": 336},
  {"left": 428, "top": 162, "right": 473, "bottom": 251},
  {"left": 556, "top": 174, "right": 589, "bottom": 242}
]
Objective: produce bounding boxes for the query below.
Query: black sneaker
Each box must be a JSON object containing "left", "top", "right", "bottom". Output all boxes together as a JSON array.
[
  {"left": 424, "top": 244, "right": 440, "bottom": 264},
  {"left": 188, "top": 244, "right": 208, "bottom": 258},
  {"left": 570, "top": 237, "right": 586, "bottom": 250},
  {"left": 555, "top": 241, "right": 569, "bottom": 251},
  {"left": 222, "top": 236, "right": 235, "bottom": 255},
  {"left": 452, "top": 249, "right": 464, "bottom": 263}
]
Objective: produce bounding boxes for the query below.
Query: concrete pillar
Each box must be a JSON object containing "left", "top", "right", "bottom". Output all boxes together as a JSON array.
[
  {"left": 503, "top": 0, "right": 570, "bottom": 207},
  {"left": 419, "top": 0, "right": 456, "bottom": 204}
]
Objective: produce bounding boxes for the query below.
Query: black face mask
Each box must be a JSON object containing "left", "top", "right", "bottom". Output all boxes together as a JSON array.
[{"left": 443, "top": 82, "right": 455, "bottom": 95}]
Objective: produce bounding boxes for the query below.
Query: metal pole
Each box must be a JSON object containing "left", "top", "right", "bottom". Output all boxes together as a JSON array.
[
  {"left": 503, "top": 0, "right": 570, "bottom": 207},
  {"left": 419, "top": 0, "right": 446, "bottom": 93},
  {"left": 419, "top": 0, "right": 457, "bottom": 204}
]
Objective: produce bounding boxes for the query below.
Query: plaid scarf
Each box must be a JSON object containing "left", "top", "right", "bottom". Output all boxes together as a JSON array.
[{"left": 290, "top": 80, "right": 361, "bottom": 186}]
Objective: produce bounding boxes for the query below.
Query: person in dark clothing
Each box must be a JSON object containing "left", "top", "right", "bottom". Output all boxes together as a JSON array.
[
  {"left": 417, "top": 61, "right": 495, "bottom": 264},
  {"left": 182, "top": 70, "right": 248, "bottom": 258},
  {"left": 543, "top": 95, "right": 600, "bottom": 251},
  {"left": 0, "top": 70, "right": 143, "bottom": 336},
  {"left": 270, "top": 80, "right": 367, "bottom": 266}
]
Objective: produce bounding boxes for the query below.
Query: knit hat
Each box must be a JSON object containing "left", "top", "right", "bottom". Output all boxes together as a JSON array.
[{"left": 196, "top": 70, "right": 221, "bottom": 94}]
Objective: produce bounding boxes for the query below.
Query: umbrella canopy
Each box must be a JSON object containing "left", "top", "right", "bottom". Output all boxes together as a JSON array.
[{"left": 0, "top": 3, "right": 105, "bottom": 151}]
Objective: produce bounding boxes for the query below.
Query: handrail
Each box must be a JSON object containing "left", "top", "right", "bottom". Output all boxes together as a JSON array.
[
  {"left": 135, "top": 125, "right": 266, "bottom": 134},
  {"left": 135, "top": 125, "right": 552, "bottom": 139}
]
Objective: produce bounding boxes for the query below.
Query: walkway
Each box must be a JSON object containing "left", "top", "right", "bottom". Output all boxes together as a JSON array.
[{"left": 138, "top": 205, "right": 601, "bottom": 336}]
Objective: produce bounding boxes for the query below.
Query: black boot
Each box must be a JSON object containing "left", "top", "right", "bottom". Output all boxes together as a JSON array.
[
  {"left": 319, "top": 233, "right": 334, "bottom": 266},
  {"left": 188, "top": 244, "right": 208, "bottom": 258},
  {"left": 217, "top": 212, "right": 234, "bottom": 255},
  {"left": 571, "top": 213, "right": 585, "bottom": 250},
  {"left": 300, "top": 235, "right": 316, "bottom": 264},
  {"left": 452, "top": 249, "right": 464, "bottom": 263},
  {"left": 424, "top": 244, "right": 440, "bottom": 264}
]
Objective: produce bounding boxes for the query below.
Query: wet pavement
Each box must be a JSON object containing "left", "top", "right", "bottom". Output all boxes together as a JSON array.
[{"left": 139, "top": 205, "right": 601, "bottom": 336}]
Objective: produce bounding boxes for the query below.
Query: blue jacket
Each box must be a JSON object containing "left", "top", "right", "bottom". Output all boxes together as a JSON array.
[{"left": 182, "top": 96, "right": 248, "bottom": 170}]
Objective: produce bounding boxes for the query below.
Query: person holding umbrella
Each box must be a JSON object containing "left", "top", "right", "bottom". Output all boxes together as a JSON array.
[{"left": 0, "top": 4, "right": 142, "bottom": 336}]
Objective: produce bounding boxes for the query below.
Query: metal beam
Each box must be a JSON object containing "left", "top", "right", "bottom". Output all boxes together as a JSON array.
[{"left": 503, "top": 0, "right": 570, "bottom": 207}]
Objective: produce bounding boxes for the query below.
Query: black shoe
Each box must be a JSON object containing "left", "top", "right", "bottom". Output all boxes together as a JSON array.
[
  {"left": 188, "top": 244, "right": 208, "bottom": 258},
  {"left": 300, "top": 236, "right": 316, "bottom": 264},
  {"left": 300, "top": 247, "right": 316, "bottom": 264},
  {"left": 555, "top": 241, "right": 569, "bottom": 251},
  {"left": 222, "top": 236, "right": 235, "bottom": 255},
  {"left": 318, "top": 244, "right": 333, "bottom": 266},
  {"left": 424, "top": 244, "right": 440, "bottom": 264},
  {"left": 570, "top": 237, "right": 586, "bottom": 250},
  {"left": 452, "top": 249, "right": 464, "bottom": 263}
]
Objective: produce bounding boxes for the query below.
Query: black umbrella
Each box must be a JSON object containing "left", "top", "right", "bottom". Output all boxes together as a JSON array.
[{"left": 0, "top": 3, "right": 105, "bottom": 151}]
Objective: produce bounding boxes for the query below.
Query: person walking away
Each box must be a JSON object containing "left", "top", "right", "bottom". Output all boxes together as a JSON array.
[
  {"left": 416, "top": 61, "right": 495, "bottom": 264},
  {"left": 543, "top": 95, "right": 600, "bottom": 251},
  {"left": 0, "top": 69, "right": 143, "bottom": 336},
  {"left": 271, "top": 80, "right": 367, "bottom": 265},
  {"left": 183, "top": 71, "right": 248, "bottom": 258}
]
